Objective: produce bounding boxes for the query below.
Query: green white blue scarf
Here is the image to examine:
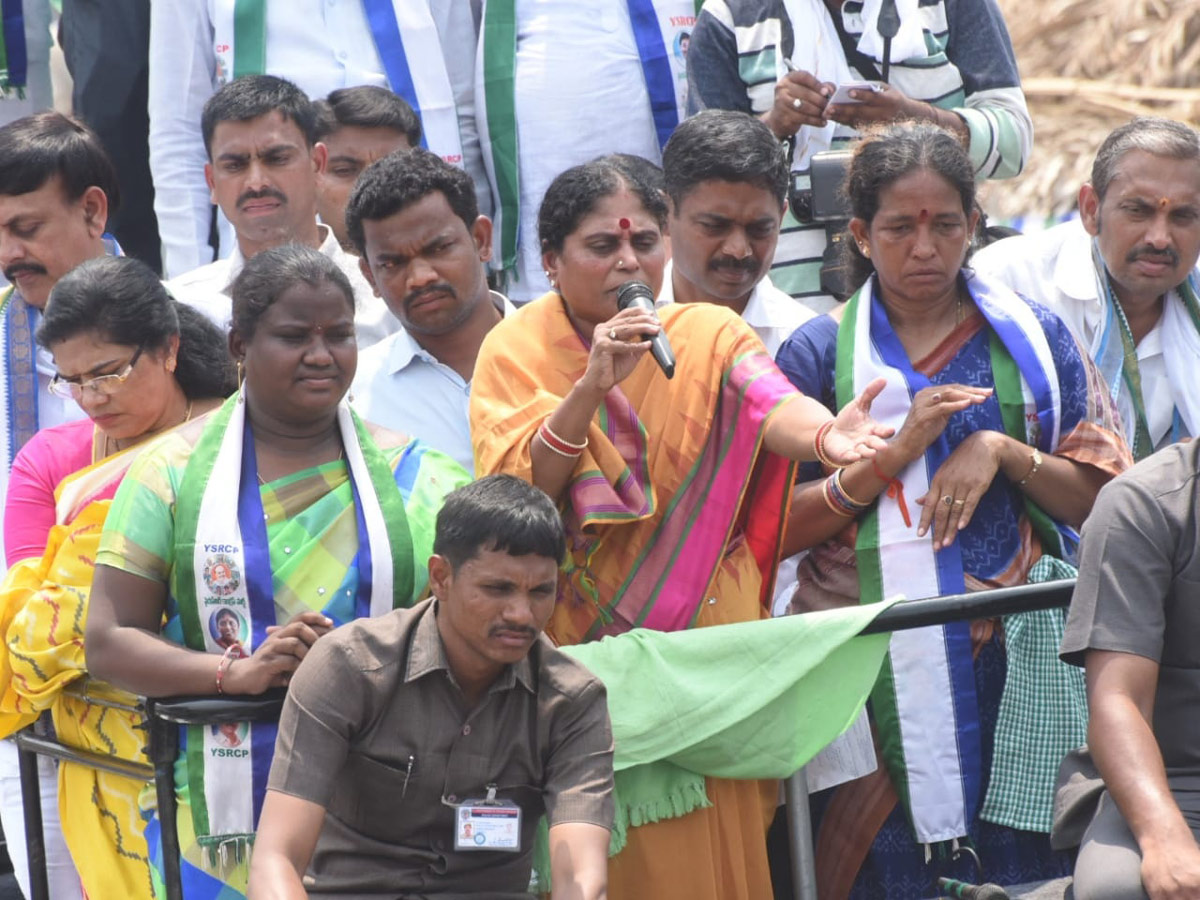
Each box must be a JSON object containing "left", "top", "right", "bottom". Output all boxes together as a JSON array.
[
  {"left": 172, "top": 390, "right": 412, "bottom": 858},
  {"left": 1089, "top": 240, "right": 1200, "bottom": 459},
  {"left": 477, "top": 0, "right": 685, "bottom": 278},
  {"left": 835, "top": 272, "right": 1065, "bottom": 844},
  {"left": 212, "top": 0, "right": 463, "bottom": 163}
]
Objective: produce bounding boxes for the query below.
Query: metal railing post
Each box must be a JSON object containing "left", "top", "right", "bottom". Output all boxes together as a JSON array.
[
  {"left": 147, "top": 705, "right": 183, "bottom": 900},
  {"left": 786, "top": 766, "right": 819, "bottom": 900},
  {"left": 17, "top": 742, "right": 48, "bottom": 900}
]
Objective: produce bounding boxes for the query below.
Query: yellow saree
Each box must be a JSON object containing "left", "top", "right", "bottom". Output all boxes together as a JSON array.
[{"left": 0, "top": 442, "right": 157, "bottom": 900}]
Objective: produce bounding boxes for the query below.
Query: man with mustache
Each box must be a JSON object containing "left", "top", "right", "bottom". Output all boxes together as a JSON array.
[
  {"left": 249, "top": 475, "right": 614, "bottom": 900},
  {"left": 975, "top": 116, "right": 1200, "bottom": 460},
  {"left": 0, "top": 110, "right": 117, "bottom": 900},
  {"left": 347, "top": 148, "right": 515, "bottom": 473},
  {"left": 657, "top": 110, "right": 815, "bottom": 357},
  {"left": 169, "top": 75, "right": 400, "bottom": 350}
]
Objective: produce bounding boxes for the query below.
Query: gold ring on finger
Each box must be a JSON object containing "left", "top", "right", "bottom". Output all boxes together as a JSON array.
[
  {"left": 952, "top": 499, "right": 965, "bottom": 506},
  {"left": 608, "top": 328, "right": 618, "bottom": 340},
  {"left": 942, "top": 494, "right": 954, "bottom": 507},
  {"left": 792, "top": 97, "right": 802, "bottom": 111}
]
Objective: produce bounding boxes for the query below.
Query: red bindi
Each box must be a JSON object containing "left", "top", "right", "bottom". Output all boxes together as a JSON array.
[
  {"left": 618, "top": 217, "right": 631, "bottom": 230},
  {"left": 1160, "top": 197, "right": 1170, "bottom": 209},
  {"left": 917, "top": 208, "right": 930, "bottom": 223}
]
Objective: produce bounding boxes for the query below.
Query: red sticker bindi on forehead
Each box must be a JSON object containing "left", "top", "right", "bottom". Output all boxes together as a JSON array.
[{"left": 618, "top": 217, "right": 631, "bottom": 231}]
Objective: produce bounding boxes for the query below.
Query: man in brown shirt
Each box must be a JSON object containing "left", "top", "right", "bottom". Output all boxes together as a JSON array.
[{"left": 248, "top": 476, "right": 614, "bottom": 900}]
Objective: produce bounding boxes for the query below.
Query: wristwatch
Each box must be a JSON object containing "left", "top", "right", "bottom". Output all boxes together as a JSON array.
[{"left": 1017, "top": 448, "right": 1043, "bottom": 486}]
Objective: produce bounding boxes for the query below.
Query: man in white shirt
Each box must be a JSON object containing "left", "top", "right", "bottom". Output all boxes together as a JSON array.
[
  {"left": 974, "top": 116, "right": 1200, "bottom": 461},
  {"left": 348, "top": 148, "right": 515, "bottom": 472},
  {"left": 476, "top": 0, "right": 696, "bottom": 303},
  {"left": 313, "top": 86, "right": 419, "bottom": 251},
  {"left": 657, "top": 109, "right": 815, "bottom": 356},
  {"left": 168, "top": 75, "right": 399, "bottom": 350},
  {"left": 0, "top": 110, "right": 125, "bottom": 900},
  {"left": 149, "top": 0, "right": 487, "bottom": 279}
]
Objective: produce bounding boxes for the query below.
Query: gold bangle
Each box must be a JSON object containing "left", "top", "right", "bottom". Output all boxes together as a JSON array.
[{"left": 1017, "top": 448, "right": 1043, "bottom": 486}]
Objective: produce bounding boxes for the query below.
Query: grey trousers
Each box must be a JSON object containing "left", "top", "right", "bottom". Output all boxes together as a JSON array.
[{"left": 1073, "top": 789, "right": 1200, "bottom": 900}]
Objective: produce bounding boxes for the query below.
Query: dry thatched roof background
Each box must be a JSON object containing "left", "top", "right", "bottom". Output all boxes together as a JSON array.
[{"left": 976, "top": 0, "right": 1200, "bottom": 221}]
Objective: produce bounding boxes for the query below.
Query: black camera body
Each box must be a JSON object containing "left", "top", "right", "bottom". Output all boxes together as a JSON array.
[{"left": 789, "top": 148, "right": 856, "bottom": 301}]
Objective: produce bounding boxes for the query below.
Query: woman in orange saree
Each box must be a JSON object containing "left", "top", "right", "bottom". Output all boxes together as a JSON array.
[{"left": 470, "top": 156, "right": 892, "bottom": 899}]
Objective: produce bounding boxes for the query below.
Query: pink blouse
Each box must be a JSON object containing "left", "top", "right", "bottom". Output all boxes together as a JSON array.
[{"left": 4, "top": 418, "right": 95, "bottom": 567}]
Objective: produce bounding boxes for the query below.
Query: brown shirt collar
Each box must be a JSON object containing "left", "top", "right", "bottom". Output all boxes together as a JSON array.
[{"left": 404, "top": 599, "right": 537, "bottom": 696}]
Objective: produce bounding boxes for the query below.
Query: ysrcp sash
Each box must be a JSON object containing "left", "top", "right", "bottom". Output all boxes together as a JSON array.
[
  {"left": 1, "top": 286, "right": 36, "bottom": 471},
  {"left": 478, "top": 0, "right": 688, "bottom": 276},
  {"left": 172, "top": 390, "right": 411, "bottom": 856},
  {"left": 212, "top": 0, "right": 465, "bottom": 165},
  {"left": 835, "top": 272, "right": 1060, "bottom": 844}
]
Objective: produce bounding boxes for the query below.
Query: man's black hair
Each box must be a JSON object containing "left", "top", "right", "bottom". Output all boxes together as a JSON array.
[
  {"left": 662, "top": 109, "right": 789, "bottom": 209},
  {"left": 313, "top": 85, "right": 422, "bottom": 147},
  {"left": 433, "top": 475, "right": 565, "bottom": 571},
  {"left": 201, "top": 75, "right": 319, "bottom": 158},
  {"left": 0, "top": 111, "right": 121, "bottom": 212},
  {"left": 345, "top": 148, "right": 478, "bottom": 257}
]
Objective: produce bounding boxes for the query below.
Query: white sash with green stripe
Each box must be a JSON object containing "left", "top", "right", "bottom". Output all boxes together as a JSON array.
[
  {"left": 211, "top": 0, "right": 464, "bottom": 166},
  {"left": 837, "top": 274, "right": 1060, "bottom": 843},
  {"left": 177, "top": 390, "right": 399, "bottom": 849}
]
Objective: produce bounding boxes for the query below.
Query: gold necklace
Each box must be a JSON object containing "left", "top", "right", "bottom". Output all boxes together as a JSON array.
[
  {"left": 256, "top": 445, "right": 345, "bottom": 486},
  {"left": 99, "top": 400, "right": 194, "bottom": 461}
]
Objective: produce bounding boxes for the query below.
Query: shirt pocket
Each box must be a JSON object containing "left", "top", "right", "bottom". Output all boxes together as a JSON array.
[{"left": 334, "top": 749, "right": 429, "bottom": 844}]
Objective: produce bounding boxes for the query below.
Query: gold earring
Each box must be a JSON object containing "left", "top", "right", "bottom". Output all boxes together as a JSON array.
[
  {"left": 236, "top": 360, "right": 244, "bottom": 386},
  {"left": 860, "top": 245, "right": 870, "bottom": 258}
]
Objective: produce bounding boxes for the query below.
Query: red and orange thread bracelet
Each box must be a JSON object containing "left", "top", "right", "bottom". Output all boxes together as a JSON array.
[
  {"left": 872, "top": 458, "right": 912, "bottom": 528},
  {"left": 814, "top": 420, "right": 845, "bottom": 470}
]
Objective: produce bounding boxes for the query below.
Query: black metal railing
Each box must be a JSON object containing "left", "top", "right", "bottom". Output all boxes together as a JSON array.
[{"left": 14, "top": 581, "right": 1076, "bottom": 900}]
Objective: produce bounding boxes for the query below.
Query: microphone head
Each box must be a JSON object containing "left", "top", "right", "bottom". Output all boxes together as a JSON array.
[
  {"left": 975, "top": 886, "right": 1010, "bottom": 900},
  {"left": 616, "top": 280, "right": 655, "bottom": 311}
]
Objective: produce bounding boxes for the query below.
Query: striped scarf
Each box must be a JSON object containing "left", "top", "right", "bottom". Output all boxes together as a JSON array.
[
  {"left": 172, "top": 390, "right": 412, "bottom": 860},
  {"left": 211, "top": 0, "right": 463, "bottom": 163},
  {"left": 835, "top": 272, "right": 1067, "bottom": 844}
]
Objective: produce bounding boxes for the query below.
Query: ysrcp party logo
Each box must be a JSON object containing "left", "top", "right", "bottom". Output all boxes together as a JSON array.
[{"left": 203, "top": 553, "right": 241, "bottom": 598}]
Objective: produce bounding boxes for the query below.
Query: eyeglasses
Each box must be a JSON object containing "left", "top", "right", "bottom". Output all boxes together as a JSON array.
[{"left": 48, "top": 346, "right": 144, "bottom": 400}]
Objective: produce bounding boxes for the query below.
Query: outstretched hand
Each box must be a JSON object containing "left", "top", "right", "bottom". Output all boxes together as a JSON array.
[{"left": 823, "top": 377, "right": 895, "bottom": 465}]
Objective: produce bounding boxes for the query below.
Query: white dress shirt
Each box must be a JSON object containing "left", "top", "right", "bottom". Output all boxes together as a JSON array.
[
  {"left": 169, "top": 224, "right": 401, "bottom": 350},
  {"left": 656, "top": 259, "right": 817, "bottom": 356},
  {"left": 973, "top": 219, "right": 1195, "bottom": 450},
  {"left": 149, "top": 0, "right": 487, "bottom": 278},
  {"left": 503, "top": 0, "right": 694, "bottom": 303},
  {"left": 351, "top": 291, "right": 516, "bottom": 473}
]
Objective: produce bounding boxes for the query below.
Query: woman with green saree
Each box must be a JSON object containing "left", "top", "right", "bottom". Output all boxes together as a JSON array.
[{"left": 86, "top": 244, "right": 469, "bottom": 899}]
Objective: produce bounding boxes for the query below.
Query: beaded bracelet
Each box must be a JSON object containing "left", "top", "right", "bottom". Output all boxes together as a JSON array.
[
  {"left": 537, "top": 422, "right": 584, "bottom": 458},
  {"left": 813, "top": 420, "right": 845, "bottom": 470},
  {"left": 826, "top": 469, "right": 871, "bottom": 517},
  {"left": 821, "top": 476, "right": 857, "bottom": 518},
  {"left": 215, "top": 644, "right": 240, "bottom": 695}
]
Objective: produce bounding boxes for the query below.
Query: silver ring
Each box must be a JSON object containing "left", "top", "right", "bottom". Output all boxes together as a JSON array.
[
  {"left": 942, "top": 495, "right": 954, "bottom": 507},
  {"left": 608, "top": 329, "right": 618, "bottom": 341},
  {"left": 792, "top": 97, "right": 803, "bottom": 110}
]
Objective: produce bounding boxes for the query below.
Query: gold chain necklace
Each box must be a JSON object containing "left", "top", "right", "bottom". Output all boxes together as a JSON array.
[
  {"left": 99, "top": 400, "right": 194, "bottom": 462},
  {"left": 256, "top": 445, "right": 345, "bottom": 486}
]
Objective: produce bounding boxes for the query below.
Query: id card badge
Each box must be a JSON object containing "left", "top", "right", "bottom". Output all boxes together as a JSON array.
[{"left": 454, "top": 784, "right": 522, "bottom": 852}]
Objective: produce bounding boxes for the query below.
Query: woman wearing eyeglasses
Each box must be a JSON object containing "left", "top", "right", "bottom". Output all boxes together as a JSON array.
[{"left": 0, "top": 255, "right": 234, "bottom": 900}]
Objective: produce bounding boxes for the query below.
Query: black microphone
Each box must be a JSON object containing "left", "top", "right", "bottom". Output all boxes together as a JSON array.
[
  {"left": 876, "top": 0, "right": 900, "bottom": 82},
  {"left": 615, "top": 281, "right": 675, "bottom": 379},
  {"left": 936, "top": 877, "right": 1011, "bottom": 900}
]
